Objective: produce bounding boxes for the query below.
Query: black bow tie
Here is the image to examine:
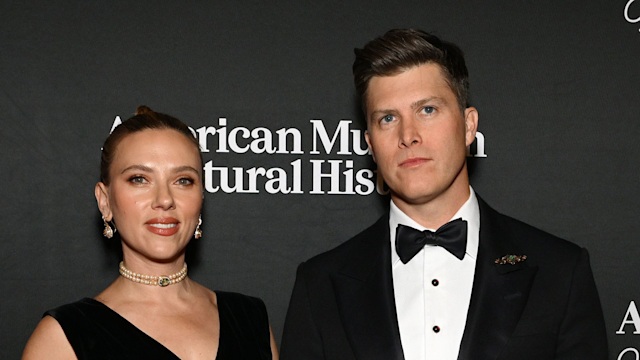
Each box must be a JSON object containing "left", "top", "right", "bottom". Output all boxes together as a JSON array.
[{"left": 395, "top": 219, "right": 468, "bottom": 264}]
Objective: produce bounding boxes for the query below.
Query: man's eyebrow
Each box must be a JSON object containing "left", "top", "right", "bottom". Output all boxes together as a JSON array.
[
  {"left": 410, "top": 96, "right": 445, "bottom": 110},
  {"left": 369, "top": 108, "right": 396, "bottom": 117}
]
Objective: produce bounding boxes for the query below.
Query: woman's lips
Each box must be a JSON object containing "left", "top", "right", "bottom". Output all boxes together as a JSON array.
[{"left": 146, "top": 218, "right": 179, "bottom": 236}]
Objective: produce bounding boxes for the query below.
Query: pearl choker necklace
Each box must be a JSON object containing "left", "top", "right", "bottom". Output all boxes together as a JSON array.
[{"left": 119, "top": 261, "right": 187, "bottom": 287}]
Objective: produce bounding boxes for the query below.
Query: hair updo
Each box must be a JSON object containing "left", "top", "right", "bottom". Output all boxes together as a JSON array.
[{"left": 99, "top": 105, "right": 202, "bottom": 185}]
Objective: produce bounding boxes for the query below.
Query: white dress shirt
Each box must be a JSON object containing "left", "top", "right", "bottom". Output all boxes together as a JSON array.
[{"left": 390, "top": 188, "right": 480, "bottom": 360}]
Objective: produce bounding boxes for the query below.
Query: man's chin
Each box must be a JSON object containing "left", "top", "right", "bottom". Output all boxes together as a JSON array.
[{"left": 390, "top": 189, "right": 439, "bottom": 207}]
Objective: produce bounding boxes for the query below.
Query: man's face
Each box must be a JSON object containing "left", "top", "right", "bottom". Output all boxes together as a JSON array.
[{"left": 364, "top": 63, "right": 478, "bottom": 216}]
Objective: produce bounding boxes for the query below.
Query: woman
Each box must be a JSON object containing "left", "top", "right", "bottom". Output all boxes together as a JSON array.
[{"left": 22, "top": 106, "right": 279, "bottom": 359}]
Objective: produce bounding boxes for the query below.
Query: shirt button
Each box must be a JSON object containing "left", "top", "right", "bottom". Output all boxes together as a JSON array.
[
  {"left": 433, "top": 325, "right": 441, "bottom": 333},
  {"left": 431, "top": 279, "right": 439, "bottom": 286}
]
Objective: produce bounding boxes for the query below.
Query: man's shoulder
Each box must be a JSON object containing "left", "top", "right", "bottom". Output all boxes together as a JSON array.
[
  {"left": 479, "top": 197, "right": 584, "bottom": 258},
  {"left": 301, "top": 214, "right": 388, "bottom": 272}
]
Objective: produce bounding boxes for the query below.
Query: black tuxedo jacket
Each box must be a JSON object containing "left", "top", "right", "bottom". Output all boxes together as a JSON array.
[{"left": 280, "top": 197, "right": 608, "bottom": 360}]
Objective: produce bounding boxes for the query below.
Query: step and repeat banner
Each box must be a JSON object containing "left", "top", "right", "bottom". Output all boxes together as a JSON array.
[{"left": 2, "top": 1, "right": 639, "bottom": 358}]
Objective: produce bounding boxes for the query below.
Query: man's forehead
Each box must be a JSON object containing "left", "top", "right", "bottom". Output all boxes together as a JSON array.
[{"left": 366, "top": 66, "right": 454, "bottom": 106}]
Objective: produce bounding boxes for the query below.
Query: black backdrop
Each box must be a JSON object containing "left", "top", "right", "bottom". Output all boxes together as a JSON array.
[{"left": 2, "top": 1, "right": 639, "bottom": 359}]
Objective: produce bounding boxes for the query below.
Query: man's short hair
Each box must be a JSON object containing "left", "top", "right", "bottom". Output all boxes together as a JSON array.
[{"left": 353, "top": 28, "right": 470, "bottom": 112}]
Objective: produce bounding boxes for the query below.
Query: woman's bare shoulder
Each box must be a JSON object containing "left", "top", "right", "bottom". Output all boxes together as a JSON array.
[{"left": 22, "top": 315, "right": 76, "bottom": 360}]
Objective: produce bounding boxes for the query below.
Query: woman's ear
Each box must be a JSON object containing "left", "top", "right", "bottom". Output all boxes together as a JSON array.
[{"left": 94, "top": 182, "right": 112, "bottom": 221}]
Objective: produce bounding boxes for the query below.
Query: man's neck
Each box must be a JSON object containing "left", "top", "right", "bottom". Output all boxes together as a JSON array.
[{"left": 391, "top": 182, "right": 471, "bottom": 229}]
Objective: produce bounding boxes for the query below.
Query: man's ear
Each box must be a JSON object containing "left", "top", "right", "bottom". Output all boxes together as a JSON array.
[
  {"left": 364, "top": 130, "right": 377, "bottom": 163},
  {"left": 463, "top": 107, "right": 479, "bottom": 146},
  {"left": 94, "top": 182, "right": 112, "bottom": 221}
]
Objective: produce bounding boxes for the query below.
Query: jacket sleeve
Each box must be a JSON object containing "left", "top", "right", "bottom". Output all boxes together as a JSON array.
[
  {"left": 280, "top": 262, "right": 325, "bottom": 360},
  {"left": 555, "top": 248, "right": 608, "bottom": 359}
]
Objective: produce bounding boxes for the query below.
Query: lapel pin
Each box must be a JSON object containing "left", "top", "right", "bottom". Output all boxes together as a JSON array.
[{"left": 495, "top": 254, "right": 527, "bottom": 265}]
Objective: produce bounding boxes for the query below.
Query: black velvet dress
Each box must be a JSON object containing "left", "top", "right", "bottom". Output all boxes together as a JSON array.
[{"left": 44, "top": 291, "right": 272, "bottom": 359}]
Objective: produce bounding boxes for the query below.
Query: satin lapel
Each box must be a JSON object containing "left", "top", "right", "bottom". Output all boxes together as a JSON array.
[
  {"left": 331, "top": 216, "right": 405, "bottom": 360},
  {"left": 457, "top": 198, "right": 538, "bottom": 360}
]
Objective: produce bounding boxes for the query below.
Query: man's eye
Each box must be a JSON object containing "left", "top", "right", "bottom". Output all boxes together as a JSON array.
[
  {"left": 381, "top": 114, "right": 394, "bottom": 123},
  {"left": 422, "top": 106, "right": 435, "bottom": 115}
]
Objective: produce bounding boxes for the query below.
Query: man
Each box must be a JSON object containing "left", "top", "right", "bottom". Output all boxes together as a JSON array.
[{"left": 280, "top": 29, "right": 608, "bottom": 360}]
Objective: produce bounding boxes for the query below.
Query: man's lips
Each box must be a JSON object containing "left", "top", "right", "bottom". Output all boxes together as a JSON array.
[
  {"left": 146, "top": 218, "right": 180, "bottom": 236},
  {"left": 399, "top": 157, "right": 430, "bottom": 167}
]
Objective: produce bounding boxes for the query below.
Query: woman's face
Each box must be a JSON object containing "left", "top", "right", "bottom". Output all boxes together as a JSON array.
[{"left": 95, "top": 128, "right": 203, "bottom": 263}]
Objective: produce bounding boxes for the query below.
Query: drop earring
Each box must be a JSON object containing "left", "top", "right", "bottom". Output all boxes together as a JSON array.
[
  {"left": 102, "top": 216, "right": 116, "bottom": 239},
  {"left": 194, "top": 215, "right": 203, "bottom": 239}
]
